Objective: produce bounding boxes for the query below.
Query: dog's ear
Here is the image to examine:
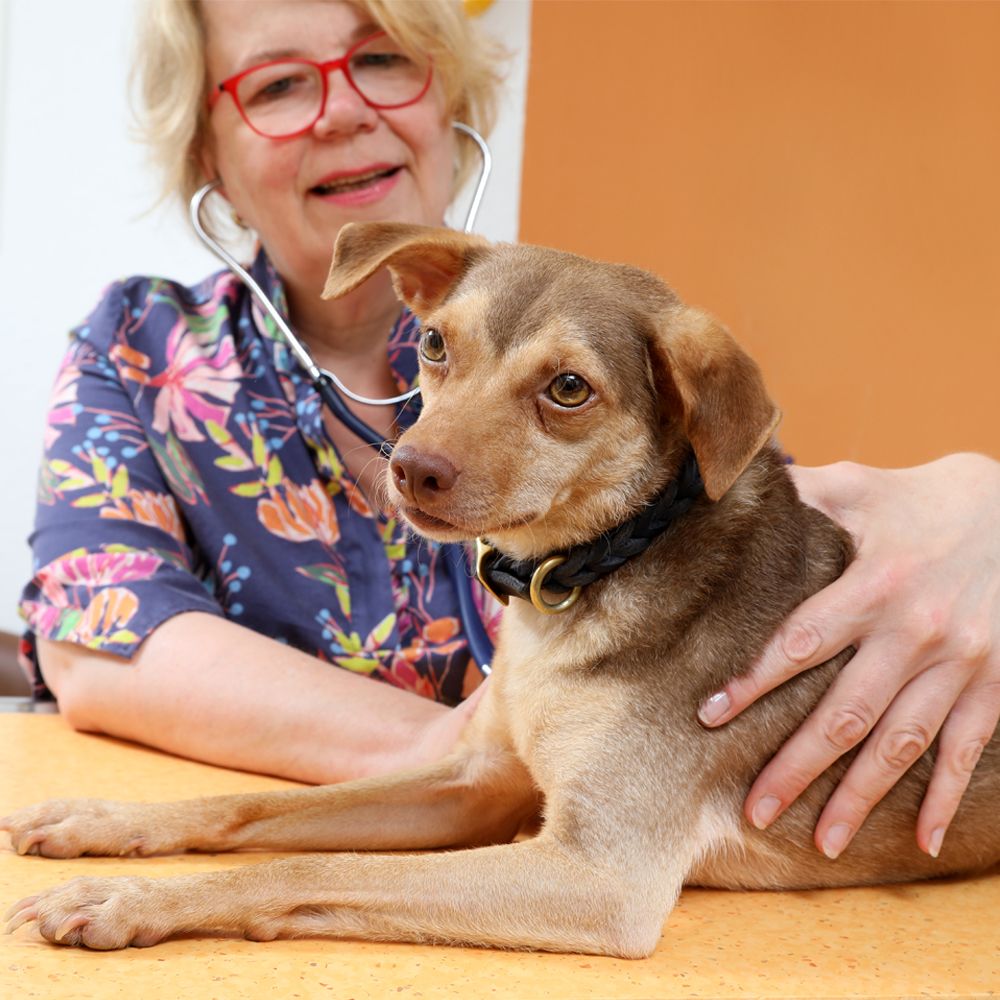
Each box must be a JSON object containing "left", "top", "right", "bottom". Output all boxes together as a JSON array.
[
  {"left": 322, "top": 222, "right": 488, "bottom": 314},
  {"left": 652, "top": 307, "right": 781, "bottom": 501}
]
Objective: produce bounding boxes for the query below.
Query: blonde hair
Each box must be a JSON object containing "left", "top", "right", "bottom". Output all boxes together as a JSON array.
[{"left": 131, "top": 0, "right": 505, "bottom": 213}]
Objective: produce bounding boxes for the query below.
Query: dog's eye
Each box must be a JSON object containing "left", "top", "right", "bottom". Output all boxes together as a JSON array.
[
  {"left": 419, "top": 328, "right": 447, "bottom": 363},
  {"left": 547, "top": 373, "right": 591, "bottom": 408}
]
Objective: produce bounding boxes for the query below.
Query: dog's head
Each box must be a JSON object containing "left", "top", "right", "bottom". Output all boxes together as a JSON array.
[{"left": 323, "top": 223, "right": 780, "bottom": 559}]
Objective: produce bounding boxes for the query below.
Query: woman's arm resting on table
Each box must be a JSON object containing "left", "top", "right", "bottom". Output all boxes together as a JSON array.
[
  {"left": 697, "top": 453, "right": 1000, "bottom": 858},
  {"left": 38, "top": 612, "right": 486, "bottom": 785}
]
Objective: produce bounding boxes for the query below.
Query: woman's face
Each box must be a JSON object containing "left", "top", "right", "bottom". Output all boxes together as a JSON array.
[{"left": 201, "top": 0, "right": 456, "bottom": 302}]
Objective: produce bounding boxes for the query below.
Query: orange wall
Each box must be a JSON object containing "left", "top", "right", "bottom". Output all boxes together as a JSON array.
[{"left": 519, "top": 0, "right": 1000, "bottom": 466}]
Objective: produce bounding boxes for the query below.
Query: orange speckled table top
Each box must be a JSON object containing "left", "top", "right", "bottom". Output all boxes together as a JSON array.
[{"left": 1, "top": 715, "right": 997, "bottom": 999}]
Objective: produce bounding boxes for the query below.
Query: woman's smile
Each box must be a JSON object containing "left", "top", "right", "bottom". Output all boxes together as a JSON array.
[{"left": 309, "top": 163, "right": 403, "bottom": 204}]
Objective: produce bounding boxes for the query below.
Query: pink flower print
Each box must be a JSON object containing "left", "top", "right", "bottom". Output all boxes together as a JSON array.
[
  {"left": 21, "top": 589, "right": 142, "bottom": 649},
  {"left": 382, "top": 654, "right": 439, "bottom": 700},
  {"left": 19, "top": 600, "right": 64, "bottom": 638},
  {"left": 44, "top": 358, "right": 82, "bottom": 450},
  {"left": 150, "top": 320, "right": 243, "bottom": 441},
  {"left": 473, "top": 585, "right": 505, "bottom": 644},
  {"left": 37, "top": 549, "right": 163, "bottom": 607}
]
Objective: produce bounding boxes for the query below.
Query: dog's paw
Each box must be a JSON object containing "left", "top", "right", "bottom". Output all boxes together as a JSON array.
[
  {"left": 0, "top": 799, "right": 164, "bottom": 859},
  {"left": 5, "top": 876, "right": 168, "bottom": 949}
]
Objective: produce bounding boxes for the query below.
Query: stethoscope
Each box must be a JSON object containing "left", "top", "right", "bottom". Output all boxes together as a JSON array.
[{"left": 189, "top": 122, "right": 496, "bottom": 674}]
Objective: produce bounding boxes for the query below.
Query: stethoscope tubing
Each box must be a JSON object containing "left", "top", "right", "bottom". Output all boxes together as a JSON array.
[{"left": 188, "top": 122, "right": 496, "bottom": 674}]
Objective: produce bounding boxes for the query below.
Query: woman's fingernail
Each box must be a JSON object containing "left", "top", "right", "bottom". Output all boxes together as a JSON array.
[
  {"left": 928, "top": 827, "right": 945, "bottom": 859},
  {"left": 750, "top": 795, "right": 782, "bottom": 830},
  {"left": 822, "top": 823, "right": 854, "bottom": 860},
  {"left": 698, "top": 691, "right": 730, "bottom": 726}
]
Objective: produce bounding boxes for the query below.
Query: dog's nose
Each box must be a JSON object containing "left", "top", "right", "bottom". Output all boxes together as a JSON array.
[{"left": 390, "top": 445, "right": 459, "bottom": 506}]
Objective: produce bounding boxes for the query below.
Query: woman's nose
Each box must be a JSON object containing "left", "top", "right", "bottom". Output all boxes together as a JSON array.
[{"left": 312, "top": 72, "right": 378, "bottom": 137}]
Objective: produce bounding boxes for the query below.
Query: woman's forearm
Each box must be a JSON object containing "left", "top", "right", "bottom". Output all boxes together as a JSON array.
[{"left": 36, "top": 613, "right": 455, "bottom": 784}]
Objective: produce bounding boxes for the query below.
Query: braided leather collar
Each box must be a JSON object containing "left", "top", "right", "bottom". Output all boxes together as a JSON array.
[{"left": 475, "top": 452, "right": 704, "bottom": 614}]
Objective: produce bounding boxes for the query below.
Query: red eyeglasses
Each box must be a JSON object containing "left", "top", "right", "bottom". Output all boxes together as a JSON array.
[{"left": 209, "top": 31, "right": 433, "bottom": 139}]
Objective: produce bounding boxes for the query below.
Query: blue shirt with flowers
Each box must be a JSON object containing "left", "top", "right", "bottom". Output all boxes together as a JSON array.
[{"left": 19, "top": 249, "right": 498, "bottom": 704}]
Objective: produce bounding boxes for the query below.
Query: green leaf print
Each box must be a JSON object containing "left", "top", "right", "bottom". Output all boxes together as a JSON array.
[
  {"left": 251, "top": 428, "right": 267, "bottom": 469},
  {"left": 335, "top": 584, "right": 351, "bottom": 619},
  {"left": 72, "top": 493, "right": 108, "bottom": 508},
  {"left": 110, "top": 464, "right": 130, "bottom": 499},
  {"left": 333, "top": 656, "right": 383, "bottom": 674},
  {"left": 150, "top": 432, "right": 207, "bottom": 505},
  {"left": 367, "top": 613, "right": 396, "bottom": 648},
  {"left": 231, "top": 482, "right": 265, "bottom": 498},
  {"left": 297, "top": 563, "right": 348, "bottom": 588},
  {"left": 53, "top": 609, "right": 84, "bottom": 641}
]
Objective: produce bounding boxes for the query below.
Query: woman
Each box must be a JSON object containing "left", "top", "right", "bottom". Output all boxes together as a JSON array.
[
  {"left": 19, "top": 0, "right": 1000, "bottom": 861},
  {"left": 20, "top": 0, "right": 502, "bottom": 783}
]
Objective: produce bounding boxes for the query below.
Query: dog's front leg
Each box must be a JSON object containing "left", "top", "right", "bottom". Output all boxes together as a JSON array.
[
  {"left": 2, "top": 689, "right": 537, "bottom": 859},
  {"left": 8, "top": 834, "right": 677, "bottom": 957},
  {"left": 1, "top": 745, "right": 538, "bottom": 859}
]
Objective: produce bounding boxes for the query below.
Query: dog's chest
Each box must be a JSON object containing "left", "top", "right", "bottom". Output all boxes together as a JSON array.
[
  {"left": 494, "top": 601, "right": 758, "bottom": 876},
  {"left": 492, "top": 603, "right": 645, "bottom": 784},
  {"left": 494, "top": 605, "right": 583, "bottom": 733}
]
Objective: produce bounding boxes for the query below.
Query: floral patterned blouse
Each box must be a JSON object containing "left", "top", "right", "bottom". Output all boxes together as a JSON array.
[{"left": 18, "top": 249, "right": 498, "bottom": 705}]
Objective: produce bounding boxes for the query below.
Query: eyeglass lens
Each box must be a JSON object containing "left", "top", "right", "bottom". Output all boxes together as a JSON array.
[{"left": 235, "top": 35, "right": 429, "bottom": 137}]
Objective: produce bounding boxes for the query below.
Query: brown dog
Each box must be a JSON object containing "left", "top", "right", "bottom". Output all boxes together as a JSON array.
[{"left": 4, "top": 225, "right": 999, "bottom": 956}]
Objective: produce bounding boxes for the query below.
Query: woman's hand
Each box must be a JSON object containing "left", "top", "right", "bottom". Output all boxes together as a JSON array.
[
  {"left": 412, "top": 677, "right": 491, "bottom": 766},
  {"left": 697, "top": 454, "right": 1000, "bottom": 859}
]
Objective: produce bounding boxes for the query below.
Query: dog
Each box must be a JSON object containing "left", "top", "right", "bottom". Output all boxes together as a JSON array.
[{"left": 4, "top": 224, "right": 999, "bottom": 956}]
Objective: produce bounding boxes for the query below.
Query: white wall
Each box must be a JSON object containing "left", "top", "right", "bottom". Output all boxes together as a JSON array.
[{"left": 0, "top": 0, "right": 531, "bottom": 635}]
